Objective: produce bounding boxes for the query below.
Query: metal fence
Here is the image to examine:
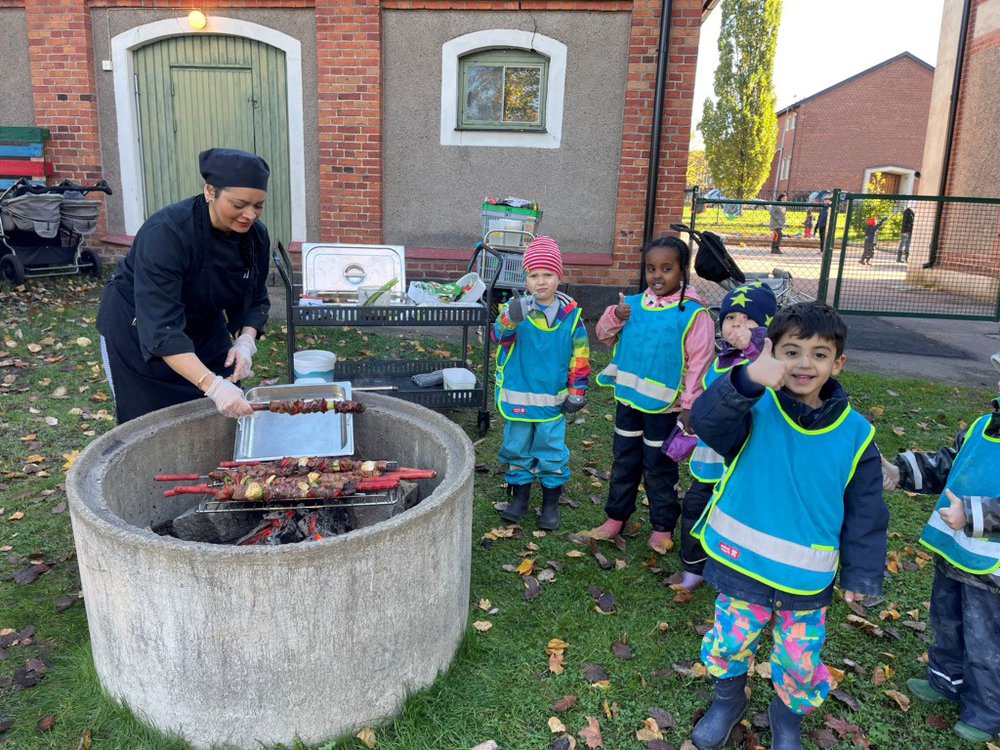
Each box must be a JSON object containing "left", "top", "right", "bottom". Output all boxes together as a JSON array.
[
  {"left": 687, "top": 189, "right": 824, "bottom": 309},
  {"left": 823, "top": 193, "right": 1000, "bottom": 321}
]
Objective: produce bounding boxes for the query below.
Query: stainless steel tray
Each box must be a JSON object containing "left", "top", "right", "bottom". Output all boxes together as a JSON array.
[
  {"left": 301, "top": 243, "right": 405, "bottom": 295},
  {"left": 234, "top": 382, "right": 355, "bottom": 462}
]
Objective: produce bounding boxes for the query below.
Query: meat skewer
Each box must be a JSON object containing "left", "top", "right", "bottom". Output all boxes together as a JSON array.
[
  {"left": 165, "top": 476, "right": 400, "bottom": 501},
  {"left": 216, "top": 457, "right": 394, "bottom": 471},
  {"left": 157, "top": 467, "right": 436, "bottom": 483},
  {"left": 249, "top": 398, "right": 366, "bottom": 415}
]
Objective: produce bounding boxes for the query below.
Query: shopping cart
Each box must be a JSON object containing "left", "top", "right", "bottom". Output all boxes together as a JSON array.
[{"left": 0, "top": 178, "right": 112, "bottom": 284}]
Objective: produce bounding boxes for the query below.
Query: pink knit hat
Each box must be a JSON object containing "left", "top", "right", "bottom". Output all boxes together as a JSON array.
[{"left": 522, "top": 236, "right": 564, "bottom": 278}]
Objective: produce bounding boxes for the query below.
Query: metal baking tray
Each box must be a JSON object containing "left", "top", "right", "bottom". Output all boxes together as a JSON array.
[
  {"left": 301, "top": 243, "right": 405, "bottom": 295},
  {"left": 234, "top": 382, "right": 355, "bottom": 462}
]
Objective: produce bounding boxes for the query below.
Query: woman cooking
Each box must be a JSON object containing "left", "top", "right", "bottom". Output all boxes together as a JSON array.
[{"left": 97, "top": 148, "right": 272, "bottom": 424}]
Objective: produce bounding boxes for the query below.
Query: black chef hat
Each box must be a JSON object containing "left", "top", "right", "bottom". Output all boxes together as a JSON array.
[{"left": 199, "top": 148, "right": 270, "bottom": 191}]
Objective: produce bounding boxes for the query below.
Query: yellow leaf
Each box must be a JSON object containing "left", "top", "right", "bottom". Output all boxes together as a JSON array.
[
  {"left": 8, "top": 511, "right": 25, "bottom": 521},
  {"left": 692, "top": 662, "right": 708, "bottom": 678},
  {"left": 547, "top": 638, "right": 570, "bottom": 654},
  {"left": 827, "top": 665, "right": 845, "bottom": 688},
  {"left": 27, "top": 343, "right": 42, "bottom": 353},
  {"left": 590, "top": 680, "right": 611, "bottom": 689},
  {"left": 566, "top": 550, "right": 585, "bottom": 558},
  {"left": 880, "top": 609, "right": 902, "bottom": 621},
  {"left": 76, "top": 337, "right": 92, "bottom": 347},
  {"left": 39, "top": 336, "right": 55, "bottom": 346},
  {"left": 472, "top": 620, "right": 493, "bottom": 633},
  {"left": 356, "top": 727, "right": 377, "bottom": 748},
  {"left": 532, "top": 530, "right": 547, "bottom": 538},
  {"left": 892, "top": 426, "right": 905, "bottom": 437},
  {"left": 62, "top": 450, "right": 80, "bottom": 471},
  {"left": 548, "top": 717, "right": 567, "bottom": 733},
  {"left": 870, "top": 406, "right": 885, "bottom": 417},
  {"left": 516, "top": 558, "right": 535, "bottom": 576},
  {"left": 884, "top": 689, "right": 911, "bottom": 712},
  {"left": 635, "top": 718, "right": 663, "bottom": 742},
  {"left": 25, "top": 455, "right": 46, "bottom": 464},
  {"left": 549, "top": 651, "right": 565, "bottom": 674},
  {"left": 478, "top": 598, "right": 492, "bottom": 612}
]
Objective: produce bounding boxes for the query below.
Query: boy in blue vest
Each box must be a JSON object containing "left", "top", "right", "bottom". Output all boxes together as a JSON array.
[
  {"left": 678, "top": 282, "right": 776, "bottom": 592},
  {"left": 882, "top": 368, "right": 1000, "bottom": 745},
  {"left": 688, "top": 302, "right": 888, "bottom": 750},
  {"left": 493, "top": 236, "right": 590, "bottom": 530}
]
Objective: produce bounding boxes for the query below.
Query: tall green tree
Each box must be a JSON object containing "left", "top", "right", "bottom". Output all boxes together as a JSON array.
[{"left": 698, "top": 0, "right": 782, "bottom": 199}]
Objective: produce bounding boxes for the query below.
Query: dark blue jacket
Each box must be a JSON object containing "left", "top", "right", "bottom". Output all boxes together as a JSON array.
[{"left": 690, "top": 366, "right": 888, "bottom": 609}]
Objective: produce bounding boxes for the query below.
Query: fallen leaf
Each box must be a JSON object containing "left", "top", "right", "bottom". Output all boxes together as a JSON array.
[
  {"left": 647, "top": 707, "right": 676, "bottom": 731},
  {"left": 549, "top": 651, "right": 565, "bottom": 675},
  {"left": 548, "top": 717, "right": 567, "bottom": 733},
  {"left": 578, "top": 716, "right": 604, "bottom": 748},
  {"left": 14, "top": 564, "right": 49, "bottom": 584},
  {"left": 471, "top": 742, "right": 498, "bottom": 750},
  {"left": 884, "top": 689, "right": 910, "bottom": 711},
  {"left": 37, "top": 715, "right": 55, "bottom": 732},
  {"left": 472, "top": 620, "right": 493, "bottom": 633},
  {"left": 892, "top": 426, "right": 905, "bottom": 437},
  {"left": 356, "top": 726, "right": 376, "bottom": 748},
  {"left": 24, "top": 455, "right": 45, "bottom": 464},
  {"left": 62, "top": 450, "right": 80, "bottom": 470},
  {"left": 869, "top": 406, "right": 884, "bottom": 417},
  {"left": 515, "top": 558, "right": 535, "bottom": 575},
  {"left": 8, "top": 511, "right": 24, "bottom": 521},
  {"left": 582, "top": 664, "right": 609, "bottom": 683},
  {"left": 75, "top": 337, "right": 92, "bottom": 347},
  {"left": 926, "top": 715, "right": 950, "bottom": 729},
  {"left": 78, "top": 728, "right": 93, "bottom": 749},
  {"left": 830, "top": 689, "right": 860, "bottom": 711},
  {"left": 566, "top": 550, "right": 585, "bottom": 558},
  {"left": 551, "top": 736, "right": 577, "bottom": 750},
  {"left": 595, "top": 591, "right": 616, "bottom": 614},
  {"left": 635, "top": 718, "right": 662, "bottom": 741},
  {"left": 753, "top": 661, "right": 772, "bottom": 680},
  {"left": 478, "top": 598, "right": 492, "bottom": 611},
  {"left": 552, "top": 695, "right": 578, "bottom": 713},
  {"left": 611, "top": 641, "right": 634, "bottom": 660},
  {"left": 51, "top": 503, "right": 66, "bottom": 515},
  {"left": 548, "top": 638, "right": 570, "bottom": 653},
  {"left": 523, "top": 575, "right": 541, "bottom": 601},
  {"left": 537, "top": 569, "right": 557, "bottom": 583}
]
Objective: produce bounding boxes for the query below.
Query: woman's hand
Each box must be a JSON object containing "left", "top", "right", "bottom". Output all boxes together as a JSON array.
[
  {"left": 614, "top": 293, "right": 631, "bottom": 322},
  {"left": 227, "top": 333, "right": 257, "bottom": 382},
  {"left": 204, "top": 376, "right": 254, "bottom": 418}
]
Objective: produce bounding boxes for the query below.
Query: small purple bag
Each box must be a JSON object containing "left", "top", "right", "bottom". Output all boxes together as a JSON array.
[{"left": 663, "top": 424, "right": 699, "bottom": 462}]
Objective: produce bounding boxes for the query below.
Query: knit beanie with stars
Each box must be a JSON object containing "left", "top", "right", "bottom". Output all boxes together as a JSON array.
[
  {"left": 522, "top": 236, "right": 564, "bottom": 279},
  {"left": 719, "top": 283, "right": 777, "bottom": 327}
]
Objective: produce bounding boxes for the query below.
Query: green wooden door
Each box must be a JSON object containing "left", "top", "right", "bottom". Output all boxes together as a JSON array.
[{"left": 134, "top": 35, "right": 291, "bottom": 246}]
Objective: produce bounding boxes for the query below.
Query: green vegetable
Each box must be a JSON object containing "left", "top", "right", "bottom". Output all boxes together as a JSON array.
[{"left": 361, "top": 277, "right": 398, "bottom": 307}]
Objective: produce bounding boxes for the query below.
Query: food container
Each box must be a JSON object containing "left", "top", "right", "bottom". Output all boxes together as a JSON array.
[
  {"left": 235, "top": 382, "right": 355, "bottom": 461},
  {"left": 293, "top": 350, "right": 337, "bottom": 382},
  {"left": 301, "top": 243, "right": 405, "bottom": 297},
  {"left": 442, "top": 367, "right": 476, "bottom": 391}
]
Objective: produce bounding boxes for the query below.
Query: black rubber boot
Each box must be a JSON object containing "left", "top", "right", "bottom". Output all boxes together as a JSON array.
[
  {"left": 537, "top": 485, "right": 562, "bottom": 530},
  {"left": 691, "top": 674, "right": 749, "bottom": 750},
  {"left": 767, "top": 696, "right": 804, "bottom": 750},
  {"left": 500, "top": 483, "right": 531, "bottom": 524}
]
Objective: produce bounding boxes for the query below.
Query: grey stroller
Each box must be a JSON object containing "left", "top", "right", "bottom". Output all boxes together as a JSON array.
[{"left": 0, "top": 177, "right": 113, "bottom": 284}]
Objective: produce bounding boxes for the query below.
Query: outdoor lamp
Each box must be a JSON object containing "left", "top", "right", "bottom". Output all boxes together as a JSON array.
[{"left": 188, "top": 10, "right": 207, "bottom": 30}]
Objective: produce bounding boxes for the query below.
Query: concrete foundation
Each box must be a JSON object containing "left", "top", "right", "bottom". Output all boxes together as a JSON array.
[{"left": 67, "top": 394, "right": 474, "bottom": 750}]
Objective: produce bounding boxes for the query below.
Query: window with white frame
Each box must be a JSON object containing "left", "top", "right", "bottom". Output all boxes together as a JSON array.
[
  {"left": 785, "top": 111, "right": 797, "bottom": 130},
  {"left": 459, "top": 48, "right": 548, "bottom": 131},
  {"left": 440, "top": 29, "right": 566, "bottom": 149},
  {"left": 779, "top": 155, "right": 791, "bottom": 180}
]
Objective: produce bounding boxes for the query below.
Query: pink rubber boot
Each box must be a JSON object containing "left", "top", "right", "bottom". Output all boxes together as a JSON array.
[
  {"left": 589, "top": 518, "right": 623, "bottom": 540},
  {"left": 648, "top": 531, "right": 674, "bottom": 554}
]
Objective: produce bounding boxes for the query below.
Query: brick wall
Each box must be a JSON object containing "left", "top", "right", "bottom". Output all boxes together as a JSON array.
[{"left": 763, "top": 54, "right": 934, "bottom": 196}]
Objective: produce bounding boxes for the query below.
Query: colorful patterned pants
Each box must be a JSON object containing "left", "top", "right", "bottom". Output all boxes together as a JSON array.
[{"left": 701, "top": 593, "right": 832, "bottom": 715}]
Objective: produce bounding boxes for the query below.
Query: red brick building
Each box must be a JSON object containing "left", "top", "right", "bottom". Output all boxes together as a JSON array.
[
  {"left": 0, "top": 0, "right": 716, "bottom": 295},
  {"left": 762, "top": 52, "right": 934, "bottom": 199}
]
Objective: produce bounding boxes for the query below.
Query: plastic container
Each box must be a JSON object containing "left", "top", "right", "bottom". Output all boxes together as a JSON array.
[
  {"left": 294, "top": 376, "right": 327, "bottom": 386},
  {"left": 454, "top": 272, "right": 486, "bottom": 305},
  {"left": 481, "top": 202, "right": 542, "bottom": 249},
  {"left": 442, "top": 367, "right": 476, "bottom": 391},
  {"left": 293, "top": 350, "right": 337, "bottom": 383}
]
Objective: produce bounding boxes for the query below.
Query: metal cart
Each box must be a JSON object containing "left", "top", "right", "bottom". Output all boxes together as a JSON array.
[{"left": 273, "top": 242, "right": 501, "bottom": 434}]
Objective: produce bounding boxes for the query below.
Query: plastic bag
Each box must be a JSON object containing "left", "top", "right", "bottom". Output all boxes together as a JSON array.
[{"left": 662, "top": 424, "right": 698, "bottom": 462}]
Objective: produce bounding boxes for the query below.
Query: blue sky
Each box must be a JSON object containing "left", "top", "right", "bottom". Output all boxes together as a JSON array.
[{"left": 691, "top": 0, "right": 946, "bottom": 145}]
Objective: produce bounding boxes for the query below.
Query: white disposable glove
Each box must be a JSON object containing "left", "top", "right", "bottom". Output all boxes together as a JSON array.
[
  {"left": 226, "top": 333, "right": 257, "bottom": 382},
  {"left": 205, "top": 375, "right": 253, "bottom": 418}
]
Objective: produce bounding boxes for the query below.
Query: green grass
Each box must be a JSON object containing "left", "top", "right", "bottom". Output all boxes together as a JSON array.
[
  {"left": 0, "top": 275, "right": 995, "bottom": 749},
  {"left": 681, "top": 205, "right": 894, "bottom": 244}
]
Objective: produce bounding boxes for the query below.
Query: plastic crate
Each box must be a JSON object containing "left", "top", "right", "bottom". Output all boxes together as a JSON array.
[
  {"left": 481, "top": 203, "right": 541, "bottom": 249},
  {"left": 478, "top": 250, "right": 527, "bottom": 291},
  {"left": 336, "top": 359, "right": 484, "bottom": 410}
]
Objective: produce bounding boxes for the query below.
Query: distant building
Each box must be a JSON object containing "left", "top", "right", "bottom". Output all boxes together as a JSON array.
[{"left": 762, "top": 52, "right": 934, "bottom": 199}]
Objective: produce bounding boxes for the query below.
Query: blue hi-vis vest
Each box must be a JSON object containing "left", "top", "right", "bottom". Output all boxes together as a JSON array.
[
  {"left": 690, "top": 357, "right": 748, "bottom": 483},
  {"left": 595, "top": 295, "right": 705, "bottom": 413},
  {"left": 919, "top": 415, "right": 1000, "bottom": 575},
  {"left": 694, "top": 389, "right": 875, "bottom": 595},
  {"left": 495, "top": 306, "right": 581, "bottom": 422}
]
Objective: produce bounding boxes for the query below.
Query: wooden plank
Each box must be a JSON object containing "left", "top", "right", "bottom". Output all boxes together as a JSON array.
[
  {"left": 0, "top": 126, "right": 51, "bottom": 143},
  {"left": 0, "top": 143, "right": 44, "bottom": 158},
  {"left": 0, "top": 159, "right": 53, "bottom": 177}
]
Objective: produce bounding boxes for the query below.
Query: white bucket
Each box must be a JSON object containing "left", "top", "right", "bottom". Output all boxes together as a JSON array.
[{"left": 293, "top": 350, "right": 337, "bottom": 383}]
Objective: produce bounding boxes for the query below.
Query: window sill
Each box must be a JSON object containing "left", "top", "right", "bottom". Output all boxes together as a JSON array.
[{"left": 455, "top": 127, "right": 548, "bottom": 134}]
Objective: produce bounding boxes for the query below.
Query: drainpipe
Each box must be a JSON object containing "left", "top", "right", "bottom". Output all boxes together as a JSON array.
[
  {"left": 926, "top": 0, "right": 972, "bottom": 269},
  {"left": 640, "top": 0, "right": 674, "bottom": 288}
]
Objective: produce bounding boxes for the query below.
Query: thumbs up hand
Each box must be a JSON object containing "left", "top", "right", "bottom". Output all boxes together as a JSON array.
[
  {"left": 745, "top": 338, "right": 791, "bottom": 390},
  {"left": 614, "top": 292, "right": 632, "bottom": 322},
  {"left": 938, "top": 488, "right": 967, "bottom": 531}
]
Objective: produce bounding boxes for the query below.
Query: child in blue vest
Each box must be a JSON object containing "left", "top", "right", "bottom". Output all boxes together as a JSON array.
[
  {"left": 882, "top": 379, "right": 1000, "bottom": 745},
  {"left": 589, "top": 236, "right": 715, "bottom": 554},
  {"left": 676, "top": 282, "right": 777, "bottom": 592},
  {"left": 493, "top": 236, "right": 590, "bottom": 530},
  {"left": 688, "top": 302, "right": 888, "bottom": 750}
]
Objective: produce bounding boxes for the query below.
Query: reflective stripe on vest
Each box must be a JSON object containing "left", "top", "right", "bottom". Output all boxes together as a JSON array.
[
  {"left": 595, "top": 294, "right": 705, "bottom": 413},
  {"left": 495, "top": 306, "right": 580, "bottom": 422},
  {"left": 919, "top": 415, "right": 1000, "bottom": 575},
  {"left": 690, "top": 357, "right": 747, "bottom": 483},
  {"left": 696, "top": 389, "right": 875, "bottom": 595}
]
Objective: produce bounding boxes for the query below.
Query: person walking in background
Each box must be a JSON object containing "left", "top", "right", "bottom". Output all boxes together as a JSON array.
[
  {"left": 817, "top": 194, "right": 831, "bottom": 253},
  {"left": 897, "top": 204, "right": 915, "bottom": 263},
  {"left": 769, "top": 193, "right": 787, "bottom": 254},
  {"left": 860, "top": 215, "right": 887, "bottom": 265},
  {"left": 803, "top": 210, "right": 814, "bottom": 239}
]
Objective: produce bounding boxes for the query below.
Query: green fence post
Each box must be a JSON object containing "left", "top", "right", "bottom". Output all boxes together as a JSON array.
[
  {"left": 816, "top": 189, "right": 841, "bottom": 304},
  {"left": 832, "top": 193, "right": 855, "bottom": 311}
]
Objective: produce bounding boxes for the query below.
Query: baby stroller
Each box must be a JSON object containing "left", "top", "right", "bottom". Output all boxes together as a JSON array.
[{"left": 0, "top": 177, "right": 113, "bottom": 285}]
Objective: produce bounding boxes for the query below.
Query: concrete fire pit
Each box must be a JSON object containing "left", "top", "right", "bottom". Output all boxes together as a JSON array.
[{"left": 67, "top": 393, "right": 474, "bottom": 750}]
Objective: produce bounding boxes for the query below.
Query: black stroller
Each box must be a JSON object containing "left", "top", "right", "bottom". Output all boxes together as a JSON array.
[{"left": 0, "top": 177, "right": 113, "bottom": 285}]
